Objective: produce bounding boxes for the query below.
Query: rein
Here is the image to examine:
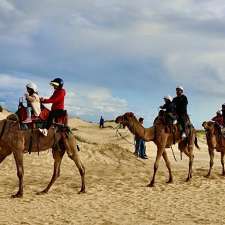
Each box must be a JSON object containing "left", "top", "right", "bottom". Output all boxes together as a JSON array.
[
  {"left": 116, "top": 128, "right": 135, "bottom": 146},
  {"left": 116, "top": 119, "right": 136, "bottom": 146}
]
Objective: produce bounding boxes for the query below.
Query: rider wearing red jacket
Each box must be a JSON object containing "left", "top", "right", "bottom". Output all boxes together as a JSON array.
[
  {"left": 212, "top": 110, "right": 224, "bottom": 127},
  {"left": 39, "top": 78, "right": 66, "bottom": 136}
]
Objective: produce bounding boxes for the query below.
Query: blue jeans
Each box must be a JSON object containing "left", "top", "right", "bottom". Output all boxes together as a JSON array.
[{"left": 135, "top": 139, "right": 146, "bottom": 157}]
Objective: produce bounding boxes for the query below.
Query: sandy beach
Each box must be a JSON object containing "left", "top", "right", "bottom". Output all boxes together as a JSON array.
[{"left": 0, "top": 112, "right": 225, "bottom": 225}]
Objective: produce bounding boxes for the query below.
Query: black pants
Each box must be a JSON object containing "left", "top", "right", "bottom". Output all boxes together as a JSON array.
[
  {"left": 46, "top": 109, "right": 65, "bottom": 129},
  {"left": 177, "top": 114, "right": 187, "bottom": 133}
]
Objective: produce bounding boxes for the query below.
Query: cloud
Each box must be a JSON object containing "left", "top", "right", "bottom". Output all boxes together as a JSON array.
[
  {"left": 66, "top": 85, "right": 128, "bottom": 120},
  {"left": 0, "top": 0, "right": 225, "bottom": 126},
  {"left": 0, "top": 0, "right": 15, "bottom": 12}
]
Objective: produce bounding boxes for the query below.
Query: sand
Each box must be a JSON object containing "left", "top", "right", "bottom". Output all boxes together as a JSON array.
[{"left": 0, "top": 113, "right": 225, "bottom": 225}]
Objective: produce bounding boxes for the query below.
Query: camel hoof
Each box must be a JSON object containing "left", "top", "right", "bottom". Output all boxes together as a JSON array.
[
  {"left": 204, "top": 174, "right": 210, "bottom": 178},
  {"left": 11, "top": 193, "right": 23, "bottom": 198},
  {"left": 166, "top": 179, "right": 173, "bottom": 184},
  {"left": 147, "top": 183, "right": 154, "bottom": 187},
  {"left": 78, "top": 189, "right": 86, "bottom": 194},
  {"left": 185, "top": 178, "right": 191, "bottom": 182},
  {"left": 36, "top": 190, "right": 48, "bottom": 195}
]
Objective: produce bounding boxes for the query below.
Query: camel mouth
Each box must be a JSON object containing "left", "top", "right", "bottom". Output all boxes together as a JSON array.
[
  {"left": 202, "top": 121, "right": 211, "bottom": 130},
  {"left": 202, "top": 121, "right": 207, "bottom": 129},
  {"left": 115, "top": 116, "right": 122, "bottom": 124},
  {"left": 202, "top": 121, "right": 215, "bottom": 130}
]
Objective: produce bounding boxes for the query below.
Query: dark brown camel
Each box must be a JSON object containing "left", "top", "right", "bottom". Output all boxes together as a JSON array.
[
  {"left": 0, "top": 115, "right": 85, "bottom": 198},
  {"left": 115, "top": 112, "right": 199, "bottom": 187},
  {"left": 202, "top": 121, "right": 225, "bottom": 177}
]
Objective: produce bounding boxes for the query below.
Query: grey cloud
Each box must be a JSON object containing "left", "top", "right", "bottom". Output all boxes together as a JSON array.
[{"left": 0, "top": 0, "right": 225, "bottom": 125}]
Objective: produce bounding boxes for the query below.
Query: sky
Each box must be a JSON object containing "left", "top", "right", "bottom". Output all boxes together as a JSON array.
[{"left": 0, "top": 0, "right": 225, "bottom": 128}]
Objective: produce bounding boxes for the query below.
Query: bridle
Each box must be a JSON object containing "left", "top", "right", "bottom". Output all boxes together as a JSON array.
[
  {"left": 116, "top": 115, "right": 149, "bottom": 146},
  {"left": 116, "top": 117, "right": 135, "bottom": 146}
]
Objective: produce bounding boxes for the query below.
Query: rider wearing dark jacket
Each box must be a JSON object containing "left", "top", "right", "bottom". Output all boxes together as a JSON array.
[
  {"left": 160, "top": 95, "right": 176, "bottom": 124},
  {"left": 172, "top": 86, "right": 188, "bottom": 138},
  {"left": 160, "top": 95, "right": 176, "bottom": 113},
  {"left": 222, "top": 104, "right": 225, "bottom": 126}
]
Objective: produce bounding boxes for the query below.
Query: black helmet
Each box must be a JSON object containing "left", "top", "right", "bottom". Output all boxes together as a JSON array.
[{"left": 50, "top": 78, "right": 64, "bottom": 88}]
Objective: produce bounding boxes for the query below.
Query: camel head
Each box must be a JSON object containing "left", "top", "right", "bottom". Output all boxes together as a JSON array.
[
  {"left": 115, "top": 112, "right": 136, "bottom": 127},
  {"left": 202, "top": 121, "right": 215, "bottom": 131}
]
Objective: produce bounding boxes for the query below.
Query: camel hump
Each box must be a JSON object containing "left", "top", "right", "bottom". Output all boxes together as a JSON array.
[{"left": 6, "top": 114, "right": 19, "bottom": 122}]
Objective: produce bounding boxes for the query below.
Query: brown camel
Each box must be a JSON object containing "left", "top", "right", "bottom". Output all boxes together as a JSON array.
[
  {"left": 115, "top": 112, "right": 199, "bottom": 187},
  {"left": 202, "top": 121, "right": 225, "bottom": 177},
  {"left": 0, "top": 115, "right": 85, "bottom": 198}
]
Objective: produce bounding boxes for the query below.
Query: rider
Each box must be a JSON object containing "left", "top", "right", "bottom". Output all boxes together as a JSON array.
[
  {"left": 160, "top": 95, "right": 176, "bottom": 125},
  {"left": 172, "top": 86, "right": 188, "bottom": 139},
  {"left": 23, "top": 82, "right": 41, "bottom": 123},
  {"left": 222, "top": 104, "right": 225, "bottom": 126},
  {"left": 212, "top": 110, "right": 224, "bottom": 127},
  {"left": 39, "top": 78, "right": 66, "bottom": 136}
]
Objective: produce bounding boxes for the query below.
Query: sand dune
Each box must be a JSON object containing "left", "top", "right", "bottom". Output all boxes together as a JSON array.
[{"left": 0, "top": 113, "right": 225, "bottom": 225}]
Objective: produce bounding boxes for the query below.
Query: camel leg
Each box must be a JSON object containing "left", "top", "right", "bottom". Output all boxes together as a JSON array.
[
  {"left": 37, "top": 148, "right": 65, "bottom": 195},
  {"left": 64, "top": 137, "right": 85, "bottom": 193},
  {"left": 184, "top": 146, "right": 194, "bottom": 182},
  {"left": 205, "top": 148, "right": 214, "bottom": 178},
  {"left": 221, "top": 151, "right": 225, "bottom": 176},
  {"left": 162, "top": 151, "right": 173, "bottom": 184},
  {"left": 12, "top": 150, "right": 24, "bottom": 198},
  {"left": 147, "top": 146, "right": 165, "bottom": 187}
]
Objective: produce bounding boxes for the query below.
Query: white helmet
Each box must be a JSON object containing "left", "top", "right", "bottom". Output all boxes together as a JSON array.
[
  {"left": 26, "top": 82, "right": 38, "bottom": 92},
  {"left": 176, "top": 86, "right": 184, "bottom": 91},
  {"left": 217, "top": 110, "right": 222, "bottom": 115},
  {"left": 164, "top": 95, "right": 173, "bottom": 102}
]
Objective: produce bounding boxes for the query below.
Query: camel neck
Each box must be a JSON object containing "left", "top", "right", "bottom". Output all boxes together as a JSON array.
[{"left": 127, "top": 118, "right": 155, "bottom": 142}]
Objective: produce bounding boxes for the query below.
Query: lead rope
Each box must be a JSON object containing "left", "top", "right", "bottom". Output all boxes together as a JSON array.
[
  {"left": 170, "top": 146, "right": 177, "bottom": 162},
  {"left": 116, "top": 128, "right": 135, "bottom": 146}
]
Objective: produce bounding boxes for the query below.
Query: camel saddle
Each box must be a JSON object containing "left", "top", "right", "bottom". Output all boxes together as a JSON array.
[
  {"left": 157, "top": 110, "right": 194, "bottom": 142},
  {"left": 16, "top": 101, "right": 68, "bottom": 130}
]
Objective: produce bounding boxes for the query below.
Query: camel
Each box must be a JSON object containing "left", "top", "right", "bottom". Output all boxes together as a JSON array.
[
  {"left": 0, "top": 115, "right": 85, "bottom": 198},
  {"left": 115, "top": 112, "right": 199, "bottom": 187},
  {"left": 202, "top": 121, "right": 225, "bottom": 177}
]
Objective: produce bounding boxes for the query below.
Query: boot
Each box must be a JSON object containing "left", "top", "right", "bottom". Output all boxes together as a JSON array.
[
  {"left": 38, "top": 128, "right": 48, "bottom": 136},
  {"left": 181, "top": 132, "right": 187, "bottom": 139}
]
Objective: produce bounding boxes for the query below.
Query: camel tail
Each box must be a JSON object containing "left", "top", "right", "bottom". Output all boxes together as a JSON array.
[{"left": 194, "top": 137, "right": 200, "bottom": 149}]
